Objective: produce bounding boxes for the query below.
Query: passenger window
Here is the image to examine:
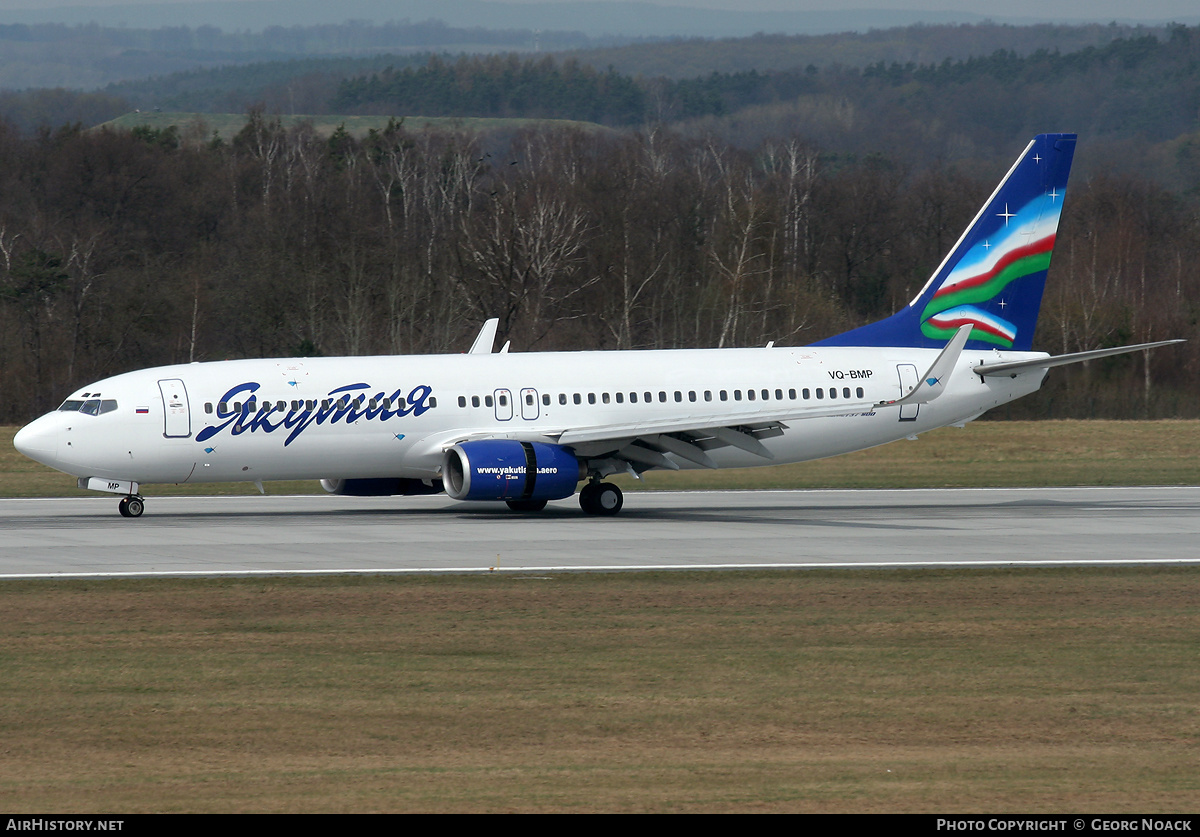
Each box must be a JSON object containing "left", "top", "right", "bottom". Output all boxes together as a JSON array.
[
  {"left": 704, "top": 391, "right": 712, "bottom": 402},
  {"left": 788, "top": 389, "right": 796, "bottom": 399},
  {"left": 644, "top": 392, "right": 652, "bottom": 403},
  {"left": 802, "top": 388, "right": 810, "bottom": 399},
  {"left": 616, "top": 392, "right": 624, "bottom": 403},
  {"left": 559, "top": 394, "right": 567, "bottom": 405},
  {"left": 674, "top": 391, "right": 682, "bottom": 402},
  {"left": 485, "top": 395, "right": 494, "bottom": 407},
  {"left": 829, "top": 388, "right": 837, "bottom": 399},
  {"left": 856, "top": 387, "right": 864, "bottom": 398},
  {"left": 428, "top": 397, "right": 437, "bottom": 408},
  {"left": 472, "top": 395, "right": 481, "bottom": 408},
  {"left": 658, "top": 391, "right": 667, "bottom": 403},
  {"left": 630, "top": 392, "right": 638, "bottom": 403},
  {"left": 843, "top": 387, "right": 851, "bottom": 399},
  {"left": 458, "top": 396, "right": 467, "bottom": 408},
  {"left": 542, "top": 394, "right": 550, "bottom": 406},
  {"left": 747, "top": 390, "right": 755, "bottom": 401},
  {"left": 525, "top": 393, "right": 534, "bottom": 405},
  {"left": 588, "top": 393, "right": 596, "bottom": 405},
  {"left": 602, "top": 392, "right": 610, "bottom": 404},
  {"left": 573, "top": 393, "right": 581, "bottom": 405},
  {"left": 205, "top": 402, "right": 213, "bottom": 414},
  {"left": 815, "top": 389, "right": 823, "bottom": 400},
  {"left": 720, "top": 390, "right": 728, "bottom": 401}
]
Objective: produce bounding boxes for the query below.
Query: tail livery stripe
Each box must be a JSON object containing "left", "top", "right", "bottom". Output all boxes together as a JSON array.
[{"left": 923, "top": 306, "right": 1017, "bottom": 346}]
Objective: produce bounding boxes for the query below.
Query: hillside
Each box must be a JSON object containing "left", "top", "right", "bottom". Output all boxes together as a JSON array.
[{"left": 98, "top": 111, "right": 612, "bottom": 140}]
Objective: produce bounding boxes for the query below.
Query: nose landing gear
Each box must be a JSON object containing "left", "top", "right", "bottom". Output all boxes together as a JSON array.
[{"left": 118, "top": 495, "right": 145, "bottom": 518}]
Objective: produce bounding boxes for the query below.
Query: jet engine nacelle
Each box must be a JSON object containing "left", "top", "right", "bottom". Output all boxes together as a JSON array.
[
  {"left": 443, "top": 440, "right": 583, "bottom": 502},
  {"left": 320, "top": 477, "right": 444, "bottom": 496}
]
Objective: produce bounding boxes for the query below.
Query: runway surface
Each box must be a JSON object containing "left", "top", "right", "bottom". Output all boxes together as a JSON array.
[{"left": 3, "top": 486, "right": 1199, "bottom": 579}]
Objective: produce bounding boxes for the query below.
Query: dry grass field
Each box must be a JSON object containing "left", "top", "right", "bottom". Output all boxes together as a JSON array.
[{"left": 1, "top": 569, "right": 1197, "bottom": 812}]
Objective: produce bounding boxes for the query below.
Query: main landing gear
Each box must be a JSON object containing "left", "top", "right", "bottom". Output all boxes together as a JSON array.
[
  {"left": 118, "top": 495, "right": 145, "bottom": 518},
  {"left": 579, "top": 481, "right": 623, "bottom": 516}
]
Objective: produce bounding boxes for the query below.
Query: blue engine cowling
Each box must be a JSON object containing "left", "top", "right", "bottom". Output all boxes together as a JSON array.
[
  {"left": 443, "top": 441, "right": 583, "bottom": 502},
  {"left": 321, "top": 478, "right": 444, "bottom": 496}
]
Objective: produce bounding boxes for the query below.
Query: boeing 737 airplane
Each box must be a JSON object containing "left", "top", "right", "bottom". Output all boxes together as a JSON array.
[{"left": 12, "top": 133, "right": 1181, "bottom": 517}]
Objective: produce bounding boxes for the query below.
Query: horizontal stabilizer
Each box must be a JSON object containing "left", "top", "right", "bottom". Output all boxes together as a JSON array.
[{"left": 974, "top": 339, "right": 1185, "bottom": 377}]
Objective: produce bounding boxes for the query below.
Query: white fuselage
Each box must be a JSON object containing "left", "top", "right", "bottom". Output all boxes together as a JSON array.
[{"left": 14, "top": 345, "right": 1046, "bottom": 488}]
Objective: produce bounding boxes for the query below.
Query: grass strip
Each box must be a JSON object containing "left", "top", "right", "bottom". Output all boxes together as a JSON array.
[{"left": 1, "top": 568, "right": 1197, "bottom": 812}]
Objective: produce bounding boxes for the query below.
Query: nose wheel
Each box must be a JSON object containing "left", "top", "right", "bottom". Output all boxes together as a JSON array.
[
  {"left": 118, "top": 496, "right": 145, "bottom": 518},
  {"left": 579, "top": 481, "right": 623, "bottom": 516}
]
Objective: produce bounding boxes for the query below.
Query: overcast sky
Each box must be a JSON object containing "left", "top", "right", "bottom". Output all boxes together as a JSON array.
[{"left": 0, "top": 0, "right": 1194, "bottom": 16}]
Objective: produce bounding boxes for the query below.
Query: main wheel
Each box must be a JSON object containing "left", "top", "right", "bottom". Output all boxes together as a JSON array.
[
  {"left": 578, "top": 482, "right": 599, "bottom": 514},
  {"left": 118, "top": 496, "right": 144, "bottom": 518},
  {"left": 579, "top": 482, "right": 622, "bottom": 516}
]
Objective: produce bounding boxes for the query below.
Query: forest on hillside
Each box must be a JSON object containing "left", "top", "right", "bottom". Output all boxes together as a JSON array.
[
  {"left": 8, "top": 22, "right": 1192, "bottom": 188},
  {"left": 0, "top": 116, "right": 1195, "bottom": 424},
  {"left": 328, "top": 27, "right": 1200, "bottom": 184}
]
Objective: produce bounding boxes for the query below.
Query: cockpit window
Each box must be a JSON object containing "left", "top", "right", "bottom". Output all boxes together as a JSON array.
[{"left": 60, "top": 399, "right": 118, "bottom": 415}]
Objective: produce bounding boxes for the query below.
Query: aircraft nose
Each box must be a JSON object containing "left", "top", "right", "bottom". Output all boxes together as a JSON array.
[{"left": 13, "top": 416, "right": 59, "bottom": 465}]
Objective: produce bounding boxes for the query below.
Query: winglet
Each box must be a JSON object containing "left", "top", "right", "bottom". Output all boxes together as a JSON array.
[
  {"left": 879, "top": 323, "right": 972, "bottom": 408},
  {"left": 468, "top": 318, "right": 499, "bottom": 354}
]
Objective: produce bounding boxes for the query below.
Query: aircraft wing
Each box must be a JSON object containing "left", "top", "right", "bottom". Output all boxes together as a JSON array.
[
  {"left": 405, "top": 399, "right": 881, "bottom": 474},
  {"left": 549, "top": 325, "right": 973, "bottom": 469}
]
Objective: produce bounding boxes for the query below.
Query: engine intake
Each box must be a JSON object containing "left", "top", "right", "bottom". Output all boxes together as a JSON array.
[{"left": 443, "top": 440, "right": 582, "bottom": 502}]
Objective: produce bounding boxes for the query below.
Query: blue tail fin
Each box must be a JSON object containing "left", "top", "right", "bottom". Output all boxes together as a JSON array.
[{"left": 813, "top": 133, "right": 1077, "bottom": 352}]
